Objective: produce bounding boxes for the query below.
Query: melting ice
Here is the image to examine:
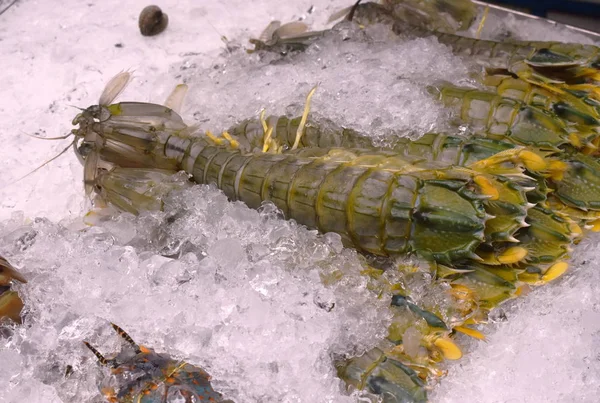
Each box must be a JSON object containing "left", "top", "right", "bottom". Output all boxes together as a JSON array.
[
  {"left": 0, "top": 186, "right": 392, "bottom": 402},
  {"left": 432, "top": 236, "right": 600, "bottom": 403},
  {"left": 174, "top": 21, "right": 472, "bottom": 146},
  {"left": 1, "top": 0, "right": 600, "bottom": 402}
]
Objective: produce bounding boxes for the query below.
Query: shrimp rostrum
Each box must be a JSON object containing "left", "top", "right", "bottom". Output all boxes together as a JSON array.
[{"left": 70, "top": 73, "right": 581, "bottom": 402}]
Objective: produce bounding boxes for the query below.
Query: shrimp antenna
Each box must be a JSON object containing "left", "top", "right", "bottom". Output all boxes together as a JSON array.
[
  {"left": 111, "top": 323, "right": 142, "bottom": 354},
  {"left": 21, "top": 130, "right": 72, "bottom": 141},
  {"left": 347, "top": 0, "right": 362, "bottom": 21},
  {"left": 0, "top": 0, "right": 17, "bottom": 17},
  {"left": 6, "top": 139, "right": 76, "bottom": 188},
  {"left": 206, "top": 20, "right": 224, "bottom": 40},
  {"left": 83, "top": 341, "right": 116, "bottom": 367}
]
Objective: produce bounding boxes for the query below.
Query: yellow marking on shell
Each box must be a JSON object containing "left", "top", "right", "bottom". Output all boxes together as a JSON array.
[
  {"left": 454, "top": 326, "right": 486, "bottom": 341},
  {"left": 515, "top": 284, "right": 532, "bottom": 297},
  {"left": 541, "top": 262, "right": 568, "bottom": 283},
  {"left": 107, "top": 104, "right": 123, "bottom": 116},
  {"left": 205, "top": 130, "right": 224, "bottom": 145},
  {"left": 548, "top": 160, "right": 568, "bottom": 181},
  {"left": 498, "top": 246, "right": 528, "bottom": 264},
  {"left": 569, "top": 222, "right": 583, "bottom": 238},
  {"left": 433, "top": 337, "right": 462, "bottom": 360},
  {"left": 470, "top": 148, "right": 546, "bottom": 172},
  {"left": 291, "top": 85, "right": 318, "bottom": 151},
  {"left": 474, "top": 175, "right": 499, "bottom": 200},
  {"left": 515, "top": 286, "right": 524, "bottom": 297},
  {"left": 567, "top": 84, "right": 600, "bottom": 94},
  {"left": 221, "top": 131, "right": 239, "bottom": 149},
  {"left": 518, "top": 150, "right": 547, "bottom": 171},
  {"left": 139, "top": 345, "right": 151, "bottom": 354},
  {"left": 477, "top": 246, "right": 528, "bottom": 265},
  {"left": 568, "top": 132, "right": 582, "bottom": 148},
  {"left": 589, "top": 218, "right": 600, "bottom": 232},
  {"left": 587, "top": 71, "right": 600, "bottom": 82}
]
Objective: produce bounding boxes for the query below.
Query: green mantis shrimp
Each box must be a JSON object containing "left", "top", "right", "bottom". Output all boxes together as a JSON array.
[
  {"left": 66, "top": 72, "right": 582, "bottom": 402},
  {"left": 74, "top": 73, "right": 547, "bottom": 265},
  {"left": 228, "top": 109, "right": 600, "bottom": 231}
]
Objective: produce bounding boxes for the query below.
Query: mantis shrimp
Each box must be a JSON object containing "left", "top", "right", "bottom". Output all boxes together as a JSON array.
[
  {"left": 66, "top": 72, "right": 584, "bottom": 402},
  {"left": 249, "top": 1, "right": 600, "bottom": 116},
  {"left": 84, "top": 323, "right": 232, "bottom": 403}
]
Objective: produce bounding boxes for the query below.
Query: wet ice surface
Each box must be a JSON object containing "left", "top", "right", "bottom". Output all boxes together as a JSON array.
[
  {"left": 432, "top": 236, "right": 600, "bottom": 403},
  {"left": 465, "top": 8, "right": 600, "bottom": 45},
  {"left": 1, "top": 0, "right": 600, "bottom": 402},
  {"left": 176, "top": 21, "right": 471, "bottom": 146},
  {"left": 0, "top": 185, "right": 392, "bottom": 402}
]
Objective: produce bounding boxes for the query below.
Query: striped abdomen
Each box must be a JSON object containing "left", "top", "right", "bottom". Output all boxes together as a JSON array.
[
  {"left": 229, "top": 116, "right": 524, "bottom": 166},
  {"left": 183, "top": 142, "right": 487, "bottom": 262},
  {"left": 429, "top": 84, "right": 571, "bottom": 149}
]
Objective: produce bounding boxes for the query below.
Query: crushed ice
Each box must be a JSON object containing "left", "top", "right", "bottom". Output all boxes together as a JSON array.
[
  {"left": 1, "top": 0, "right": 600, "bottom": 402},
  {"left": 0, "top": 185, "right": 392, "bottom": 402},
  {"left": 174, "top": 20, "right": 472, "bottom": 145},
  {"left": 431, "top": 235, "right": 600, "bottom": 403}
]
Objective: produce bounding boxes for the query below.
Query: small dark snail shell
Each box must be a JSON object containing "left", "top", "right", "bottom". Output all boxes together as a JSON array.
[{"left": 139, "top": 5, "right": 168, "bottom": 36}]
